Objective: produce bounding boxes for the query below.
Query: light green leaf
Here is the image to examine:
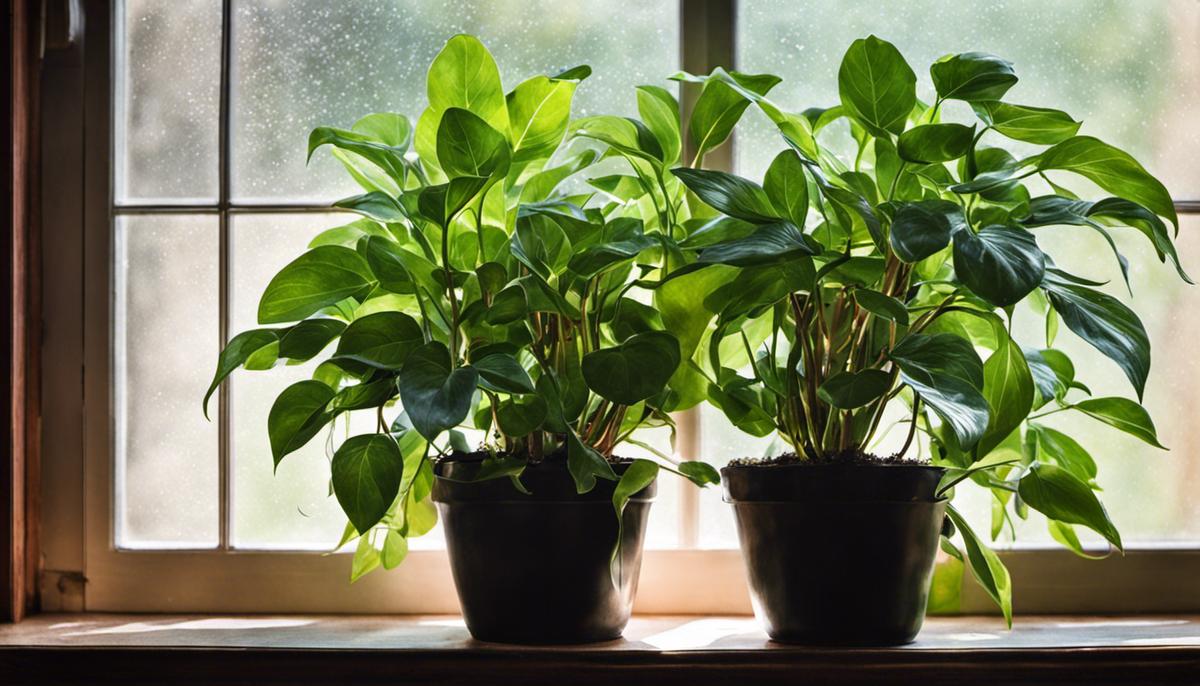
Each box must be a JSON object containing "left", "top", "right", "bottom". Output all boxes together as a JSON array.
[
  {"left": 204, "top": 329, "right": 279, "bottom": 418},
  {"left": 973, "top": 101, "right": 1080, "bottom": 144},
  {"left": 636, "top": 85, "right": 681, "bottom": 165},
  {"left": 426, "top": 34, "right": 508, "bottom": 133},
  {"left": 258, "top": 246, "right": 374, "bottom": 325},
  {"left": 838, "top": 35, "right": 917, "bottom": 137},
  {"left": 1073, "top": 396, "right": 1165, "bottom": 449},
  {"left": 946, "top": 504, "right": 1012, "bottom": 626},
  {"left": 978, "top": 337, "right": 1034, "bottom": 457},
  {"left": 897, "top": 123, "right": 975, "bottom": 163},
  {"left": 507, "top": 75, "right": 575, "bottom": 166},
  {"left": 763, "top": 149, "right": 810, "bottom": 227}
]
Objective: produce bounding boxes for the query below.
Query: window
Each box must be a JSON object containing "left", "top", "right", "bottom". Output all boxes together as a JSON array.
[{"left": 38, "top": 0, "right": 1200, "bottom": 614}]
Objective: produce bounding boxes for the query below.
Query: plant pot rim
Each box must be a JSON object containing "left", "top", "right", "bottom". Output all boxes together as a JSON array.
[
  {"left": 721, "top": 461, "right": 946, "bottom": 504},
  {"left": 433, "top": 452, "right": 656, "bottom": 504}
]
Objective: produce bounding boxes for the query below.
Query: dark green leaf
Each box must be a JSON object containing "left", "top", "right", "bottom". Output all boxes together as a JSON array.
[
  {"left": 566, "top": 429, "right": 617, "bottom": 493},
  {"left": 931, "top": 52, "right": 1017, "bottom": 102},
  {"left": 472, "top": 353, "right": 535, "bottom": 394},
  {"left": 1042, "top": 273, "right": 1150, "bottom": 399},
  {"left": 268, "top": 380, "right": 336, "bottom": 467},
  {"left": 334, "top": 191, "right": 407, "bottom": 223},
  {"left": 672, "top": 168, "right": 778, "bottom": 224},
  {"left": 698, "top": 222, "right": 818, "bottom": 267},
  {"left": 334, "top": 312, "right": 424, "bottom": 370},
  {"left": 278, "top": 319, "right": 347, "bottom": 362},
  {"left": 204, "top": 330, "right": 278, "bottom": 418},
  {"left": 1036, "top": 136, "right": 1177, "bottom": 230},
  {"left": 817, "top": 369, "right": 892, "bottom": 409},
  {"left": 258, "top": 246, "right": 374, "bottom": 324},
  {"left": 485, "top": 284, "right": 528, "bottom": 325},
  {"left": 889, "top": 200, "right": 964, "bottom": 263},
  {"left": 436, "top": 107, "right": 511, "bottom": 180},
  {"left": 1019, "top": 462, "right": 1122, "bottom": 550},
  {"left": 1073, "top": 397, "right": 1165, "bottom": 449},
  {"left": 946, "top": 504, "right": 1012, "bottom": 626},
  {"left": 679, "top": 461, "right": 720, "bottom": 486},
  {"left": 397, "top": 342, "right": 479, "bottom": 440},
  {"left": 853, "top": 289, "right": 909, "bottom": 325},
  {"left": 897, "top": 123, "right": 975, "bottom": 163},
  {"left": 495, "top": 395, "right": 547, "bottom": 436},
  {"left": 838, "top": 35, "right": 917, "bottom": 137},
  {"left": 890, "top": 333, "right": 989, "bottom": 449},
  {"left": 582, "top": 331, "right": 681, "bottom": 405},
  {"left": 952, "top": 224, "right": 1046, "bottom": 307},
  {"left": 331, "top": 434, "right": 404, "bottom": 534},
  {"left": 611, "top": 459, "right": 659, "bottom": 582}
]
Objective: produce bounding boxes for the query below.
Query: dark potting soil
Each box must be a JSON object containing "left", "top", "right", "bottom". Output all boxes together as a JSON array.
[{"left": 727, "top": 449, "right": 930, "bottom": 468}]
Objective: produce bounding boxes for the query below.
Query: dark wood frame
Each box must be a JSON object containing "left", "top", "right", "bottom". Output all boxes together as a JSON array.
[{"left": 4, "top": 0, "right": 43, "bottom": 624}]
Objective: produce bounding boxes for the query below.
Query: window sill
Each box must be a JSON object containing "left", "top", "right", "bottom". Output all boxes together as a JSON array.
[{"left": 2, "top": 613, "right": 1198, "bottom": 685}]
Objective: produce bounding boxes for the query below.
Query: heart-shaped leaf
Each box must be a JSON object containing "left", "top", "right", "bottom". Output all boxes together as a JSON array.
[
  {"left": 931, "top": 52, "right": 1017, "bottom": 102},
  {"left": 582, "top": 331, "right": 681, "bottom": 405},
  {"left": 398, "top": 342, "right": 479, "bottom": 440},
  {"left": 334, "top": 312, "right": 424, "bottom": 370},
  {"left": 472, "top": 352, "right": 535, "bottom": 394},
  {"left": 953, "top": 225, "right": 1046, "bottom": 307},
  {"left": 817, "top": 369, "right": 893, "bottom": 409},
  {"left": 268, "top": 380, "right": 337, "bottom": 467},
  {"left": 897, "top": 123, "right": 975, "bottom": 163},
  {"left": 889, "top": 200, "right": 964, "bottom": 263}
]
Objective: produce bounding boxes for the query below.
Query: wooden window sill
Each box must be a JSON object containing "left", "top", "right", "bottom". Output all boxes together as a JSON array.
[{"left": 2, "top": 613, "right": 1198, "bottom": 685}]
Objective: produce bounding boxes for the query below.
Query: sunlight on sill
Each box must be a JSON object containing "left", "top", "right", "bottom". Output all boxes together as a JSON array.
[
  {"left": 57, "top": 618, "right": 316, "bottom": 637},
  {"left": 641, "top": 618, "right": 758, "bottom": 650}
]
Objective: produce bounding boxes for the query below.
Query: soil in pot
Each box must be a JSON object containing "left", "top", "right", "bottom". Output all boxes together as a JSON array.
[
  {"left": 723, "top": 452, "right": 947, "bottom": 646},
  {"left": 432, "top": 450, "right": 655, "bottom": 645}
]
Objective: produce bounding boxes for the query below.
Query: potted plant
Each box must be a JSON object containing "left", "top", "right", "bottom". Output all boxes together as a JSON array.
[
  {"left": 663, "top": 36, "right": 1186, "bottom": 644},
  {"left": 203, "top": 35, "right": 717, "bottom": 644}
]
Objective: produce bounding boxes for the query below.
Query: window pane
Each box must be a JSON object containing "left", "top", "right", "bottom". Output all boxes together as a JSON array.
[
  {"left": 230, "top": 0, "right": 679, "bottom": 202},
  {"left": 736, "top": 0, "right": 1200, "bottom": 197},
  {"left": 114, "top": 214, "right": 220, "bottom": 547},
  {"left": 116, "top": 0, "right": 221, "bottom": 203}
]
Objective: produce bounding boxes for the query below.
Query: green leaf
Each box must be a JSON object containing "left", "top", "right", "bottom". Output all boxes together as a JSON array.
[
  {"left": 436, "top": 107, "right": 511, "bottom": 180},
  {"left": 278, "top": 319, "right": 347, "bottom": 362},
  {"left": 307, "top": 126, "right": 408, "bottom": 184},
  {"left": 567, "top": 230, "right": 656, "bottom": 278},
  {"left": 946, "top": 504, "right": 1012, "bottom": 626},
  {"left": 978, "top": 338, "right": 1034, "bottom": 457},
  {"left": 890, "top": 334, "right": 989, "bottom": 449},
  {"left": 507, "top": 75, "right": 575, "bottom": 166},
  {"left": 1041, "top": 273, "right": 1150, "bottom": 399},
  {"left": 636, "top": 85, "right": 681, "bottom": 165},
  {"left": 331, "top": 434, "right": 404, "bottom": 534},
  {"left": 1036, "top": 136, "right": 1177, "bottom": 230},
  {"left": 329, "top": 377, "right": 396, "bottom": 412},
  {"left": 334, "top": 312, "right": 423, "bottom": 370},
  {"left": 582, "top": 331, "right": 681, "bottom": 406},
  {"left": 472, "top": 352, "right": 535, "bottom": 394},
  {"left": 204, "top": 330, "right": 279, "bottom": 418},
  {"left": 838, "top": 35, "right": 917, "bottom": 137},
  {"left": 763, "top": 149, "right": 809, "bottom": 227},
  {"left": 1073, "top": 397, "right": 1165, "bottom": 449},
  {"left": 952, "top": 225, "right": 1046, "bottom": 307},
  {"left": 495, "top": 395, "right": 547, "bottom": 437},
  {"left": 888, "top": 200, "right": 964, "bottom": 263},
  {"left": 679, "top": 461, "right": 720, "bottom": 486},
  {"left": 334, "top": 191, "right": 407, "bottom": 223},
  {"left": 426, "top": 34, "right": 508, "bottom": 133},
  {"left": 611, "top": 459, "right": 659, "bottom": 583},
  {"left": 698, "top": 222, "right": 818, "bottom": 267},
  {"left": 485, "top": 284, "right": 528, "bottom": 325},
  {"left": 817, "top": 369, "right": 892, "bottom": 410},
  {"left": 381, "top": 529, "right": 409, "bottom": 569},
  {"left": 853, "top": 290, "right": 909, "bottom": 325},
  {"left": 397, "top": 342, "right": 479, "bottom": 440},
  {"left": 268, "top": 380, "right": 336, "bottom": 467},
  {"left": 1029, "top": 424, "right": 1097, "bottom": 481},
  {"left": 897, "top": 123, "right": 975, "bottom": 163},
  {"left": 350, "top": 534, "right": 381, "bottom": 582},
  {"left": 973, "top": 101, "right": 1080, "bottom": 145},
  {"left": 672, "top": 168, "right": 778, "bottom": 224},
  {"left": 258, "top": 246, "right": 374, "bottom": 324},
  {"left": 689, "top": 72, "right": 780, "bottom": 160},
  {"left": 566, "top": 429, "right": 618, "bottom": 493},
  {"left": 1019, "top": 462, "right": 1122, "bottom": 550},
  {"left": 931, "top": 52, "right": 1017, "bottom": 102}
]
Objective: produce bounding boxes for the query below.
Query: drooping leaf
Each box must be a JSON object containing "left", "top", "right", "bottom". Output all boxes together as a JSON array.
[
  {"left": 278, "top": 319, "right": 347, "bottom": 362},
  {"left": 817, "top": 369, "right": 893, "bottom": 409},
  {"left": 931, "top": 52, "right": 1017, "bottom": 102},
  {"left": 1019, "top": 462, "right": 1122, "bottom": 550},
  {"left": 890, "top": 333, "right": 989, "bottom": 449},
  {"left": 838, "top": 35, "right": 917, "bottom": 137},
  {"left": 397, "top": 342, "right": 480, "bottom": 440},
  {"left": 334, "top": 191, "right": 408, "bottom": 223},
  {"left": 1035, "top": 136, "right": 1177, "bottom": 230},
  {"left": 331, "top": 434, "right": 404, "bottom": 534},
  {"left": 258, "top": 246, "right": 374, "bottom": 324},
  {"left": 204, "top": 330, "right": 279, "bottom": 418},
  {"left": 1073, "top": 397, "right": 1165, "bottom": 449},
  {"left": 472, "top": 352, "right": 535, "bottom": 394},
  {"left": 678, "top": 461, "right": 721, "bottom": 486},
  {"left": 952, "top": 224, "right": 1046, "bottom": 307},
  {"left": 582, "top": 331, "right": 681, "bottom": 405},
  {"left": 334, "top": 312, "right": 424, "bottom": 370},
  {"left": 946, "top": 504, "right": 1012, "bottom": 626},
  {"left": 610, "top": 459, "right": 659, "bottom": 583},
  {"left": 1029, "top": 424, "right": 1097, "bottom": 481},
  {"left": 566, "top": 429, "right": 618, "bottom": 494},
  {"left": 1042, "top": 273, "right": 1150, "bottom": 399},
  {"left": 268, "top": 380, "right": 336, "bottom": 467}
]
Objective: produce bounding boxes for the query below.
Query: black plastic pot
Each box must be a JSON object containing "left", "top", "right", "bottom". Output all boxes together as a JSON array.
[
  {"left": 432, "top": 454, "right": 655, "bottom": 644},
  {"left": 722, "top": 462, "right": 947, "bottom": 646}
]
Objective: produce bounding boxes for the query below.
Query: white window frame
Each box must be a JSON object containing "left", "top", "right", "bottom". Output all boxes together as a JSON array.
[{"left": 35, "top": 0, "right": 1200, "bottom": 615}]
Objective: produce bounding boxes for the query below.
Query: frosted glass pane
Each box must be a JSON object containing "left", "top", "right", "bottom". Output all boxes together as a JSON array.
[
  {"left": 736, "top": 0, "right": 1200, "bottom": 197},
  {"left": 116, "top": 0, "right": 221, "bottom": 203},
  {"left": 230, "top": 0, "right": 678, "bottom": 201},
  {"left": 114, "top": 214, "right": 220, "bottom": 547},
  {"left": 229, "top": 213, "right": 359, "bottom": 549}
]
